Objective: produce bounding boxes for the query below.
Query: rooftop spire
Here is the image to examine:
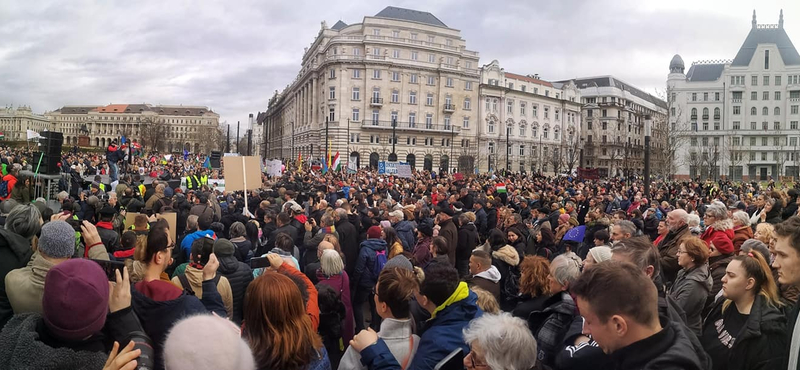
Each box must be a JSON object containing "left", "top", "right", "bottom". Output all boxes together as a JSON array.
[
  {"left": 779, "top": 9, "right": 784, "bottom": 29},
  {"left": 752, "top": 10, "right": 757, "bottom": 29}
]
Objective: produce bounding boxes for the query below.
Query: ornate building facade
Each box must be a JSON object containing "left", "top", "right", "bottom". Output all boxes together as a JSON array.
[
  {"left": 669, "top": 10, "right": 800, "bottom": 180},
  {"left": 478, "top": 60, "right": 582, "bottom": 174},
  {"left": 0, "top": 106, "right": 53, "bottom": 141},
  {"left": 263, "top": 6, "right": 481, "bottom": 172}
]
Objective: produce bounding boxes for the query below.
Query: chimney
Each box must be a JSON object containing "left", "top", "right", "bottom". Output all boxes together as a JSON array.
[
  {"left": 779, "top": 9, "right": 784, "bottom": 29},
  {"left": 249, "top": 113, "right": 254, "bottom": 128},
  {"left": 752, "top": 10, "right": 757, "bottom": 30}
]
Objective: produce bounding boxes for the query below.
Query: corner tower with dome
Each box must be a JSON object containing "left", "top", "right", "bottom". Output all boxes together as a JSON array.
[{"left": 668, "top": 10, "right": 800, "bottom": 181}]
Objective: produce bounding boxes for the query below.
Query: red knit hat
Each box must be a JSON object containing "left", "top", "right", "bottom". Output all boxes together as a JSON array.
[
  {"left": 42, "top": 259, "right": 109, "bottom": 341},
  {"left": 367, "top": 226, "right": 382, "bottom": 239}
]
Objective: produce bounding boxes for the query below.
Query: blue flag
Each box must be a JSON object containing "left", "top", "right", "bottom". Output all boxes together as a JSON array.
[
  {"left": 203, "top": 156, "right": 211, "bottom": 169},
  {"left": 322, "top": 154, "right": 328, "bottom": 174},
  {"left": 183, "top": 149, "right": 189, "bottom": 160},
  {"left": 120, "top": 136, "right": 126, "bottom": 144}
]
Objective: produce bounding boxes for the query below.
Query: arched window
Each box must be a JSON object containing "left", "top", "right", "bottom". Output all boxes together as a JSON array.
[
  {"left": 775, "top": 107, "right": 781, "bottom": 115},
  {"left": 763, "top": 107, "right": 769, "bottom": 116},
  {"left": 751, "top": 107, "right": 757, "bottom": 115},
  {"left": 554, "top": 126, "right": 560, "bottom": 140},
  {"left": 702, "top": 108, "right": 709, "bottom": 120},
  {"left": 691, "top": 108, "right": 697, "bottom": 119},
  {"left": 714, "top": 108, "right": 720, "bottom": 119}
]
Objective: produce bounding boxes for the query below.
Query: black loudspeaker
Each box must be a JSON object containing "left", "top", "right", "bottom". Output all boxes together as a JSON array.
[
  {"left": 38, "top": 131, "right": 64, "bottom": 156},
  {"left": 33, "top": 152, "right": 61, "bottom": 175},
  {"left": 210, "top": 151, "right": 222, "bottom": 168}
]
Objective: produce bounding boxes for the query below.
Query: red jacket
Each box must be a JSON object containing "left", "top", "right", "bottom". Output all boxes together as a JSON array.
[
  {"left": 700, "top": 220, "right": 735, "bottom": 255},
  {"left": 0, "top": 174, "right": 17, "bottom": 201}
]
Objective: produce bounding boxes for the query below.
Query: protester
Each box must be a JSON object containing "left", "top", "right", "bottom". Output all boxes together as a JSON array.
[
  {"left": 352, "top": 226, "right": 388, "bottom": 332},
  {"left": 658, "top": 209, "right": 691, "bottom": 284},
  {"left": 466, "top": 249, "right": 501, "bottom": 301},
  {"left": 730, "top": 210, "right": 753, "bottom": 253},
  {"left": 456, "top": 212, "right": 479, "bottom": 278},
  {"left": 243, "top": 253, "right": 329, "bottom": 370},
  {"left": 462, "top": 313, "right": 538, "bottom": 370},
  {"left": 668, "top": 236, "right": 711, "bottom": 336},
  {"left": 316, "top": 248, "right": 354, "bottom": 360},
  {"left": 700, "top": 252, "right": 786, "bottom": 370},
  {"left": 172, "top": 237, "right": 234, "bottom": 318},
  {"left": 213, "top": 238, "right": 254, "bottom": 326},
  {"left": 511, "top": 255, "right": 551, "bottom": 321},
  {"left": 163, "top": 314, "right": 255, "bottom": 370},
  {"left": 583, "top": 245, "right": 612, "bottom": 270},
  {"left": 571, "top": 260, "right": 711, "bottom": 369},
  {"left": 773, "top": 216, "right": 800, "bottom": 369}
]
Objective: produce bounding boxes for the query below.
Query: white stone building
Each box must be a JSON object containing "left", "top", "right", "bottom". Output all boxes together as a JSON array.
[
  {"left": 668, "top": 10, "right": 800, "bottom": 181},
  {"left": 478, "top": 60, "right": 582, "bottom": 174},
  {"left": 0, "top": 106, "right": 53, "bottom": 141},
  {"left": 559, "top": 76, "right": 668, "bottom": 178},
  {"left": 263, "top": 6, "right": 481, "bottom": 172}
]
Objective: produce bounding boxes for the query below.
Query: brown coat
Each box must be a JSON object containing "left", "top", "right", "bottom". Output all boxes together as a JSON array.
[
  {"left": 731, "top": 225, "right": 753, "bottom": 254},
  {"left": 438, "top": 218, "right": 458, "bottom": 266}
]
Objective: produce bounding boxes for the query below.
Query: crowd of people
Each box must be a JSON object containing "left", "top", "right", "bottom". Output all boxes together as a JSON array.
[{"left": 6, "top": 143, "right": 800, "bottom": 369}]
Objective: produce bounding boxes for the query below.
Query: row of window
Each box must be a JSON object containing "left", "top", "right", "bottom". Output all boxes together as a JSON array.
[
  {"left": 485, "top": 98, "right": 561, "bottom": 120},
  {"left": 350, "top": 109, "right": 470, "bottom": 128},
  {"left": 348, "top": 132, "right": 471, "bottom": 148},
  {"left": 690, "top": 136, "right": 800, "bottom": 147},
  {"left": 340, "top": 88, "right": 472, "bottom": 109},
  {"left": 729, "top": 105, "right": 799, "bottom": 116},
  {"left": 486, "top": 121, "right": 563, "bottom": 140},
  {"left": 486, "top": 142, "right": 558, "bottom": 158},
  {"left": 729, "top": 74, "right": 800, "bottom": 87},
  {"left": 585, "top": 121, "right": 643, "bottom": 135},
  {"left": 690, "top": 151, "right": 795, "bottom": 162},
  {"left": 330, "top": 69, "right": 474, "bottom": 90},
  {"left": 372, "top": 28, "right": 453, "bottom": 48}
]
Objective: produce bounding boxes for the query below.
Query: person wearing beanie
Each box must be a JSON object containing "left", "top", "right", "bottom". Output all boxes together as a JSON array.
[
  {"left": 0, "top": 259, "right": 145, "bottom": 370},
  {"left": 352, "top": 226, "right": 388, "bottom": 332},
  {"left": 384, "top": 254, "right": 414, "bottom": 272},
  {"left": 164, "top": 314, "right": 255, "bottom": 370},
  {"left": 583, "top": 246, "right": 613, "bottom": 270},
  {"left": 131, "top": 220, "right": 227, "bottom": 370},
  {"left": 172, "top": 237, "right": 234, "bottom": 319},
  {"left": 5, "top": 220, "right": 108, "bottom": 316},
  {"left": 213, "top": 238, "right": 253, "bottom": 326},
  {"left": 411, "top": 223, "right": 433, "bottom": 268}
]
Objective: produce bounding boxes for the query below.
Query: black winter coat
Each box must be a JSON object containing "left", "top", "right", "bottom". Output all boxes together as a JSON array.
[
  {"left": 0, "top": 229, "right": 32, "bottom": 328},
  {"left": 335, "top": 218, "right": 359, "bottom": 278},
  {"left": 217, "top": 255, "right": 254, "bottom": 326},
  {"left": 456, "top": 223, "right": 478, "bottom": 278}
]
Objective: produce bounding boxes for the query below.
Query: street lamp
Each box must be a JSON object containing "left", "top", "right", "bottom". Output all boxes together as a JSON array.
[
  {"left": 644, "top": 115, "right": 652, "bottom": 196},
  {"left": 449, "top": 122, "right": 454, "bottom": 173},
  {"left": 506, "top": 125, "right": 511, "bottom": 173},
  {"left": 389, "top": 117, "right": 397, "bottom": 162}
]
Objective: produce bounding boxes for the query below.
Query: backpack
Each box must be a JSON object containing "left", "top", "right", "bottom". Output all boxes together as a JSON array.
[
  {"left": 372, "top": 249, "right": 388, "bottom": 279},
  {"left": 0, "top": 178, "right": 9, "bottom": 198},
  {"left": 177, "top": 273, "right": 220, "bottom": 296},
  {"left": 157, "top": 197, "right": 175, "bottom": 213},
  {"left": 501, "top": 264, "right": 521, "bottom": 306}
]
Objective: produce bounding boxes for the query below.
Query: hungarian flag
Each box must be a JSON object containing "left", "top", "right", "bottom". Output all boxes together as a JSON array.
[
  {"left": 496, "top": 183, "right": 507, "bottom": 193},
  {"left": 332, "top": 152, "right": 341, "bottom": 172},
  {"left": 0, "top": 132, "right": 4, "bottom": 140}
]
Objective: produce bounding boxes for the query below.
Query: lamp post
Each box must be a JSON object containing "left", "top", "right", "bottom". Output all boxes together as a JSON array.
[
  {"left": 347, "top": 118, "right": 350, "bottom": 169},
  {"left": 644, "top": 115, "right": 652, "bottom": 197},
  {"left": 389, "top": 117, "right": 397, "bottom": 162},
  {"left": 506, "top": 125, "right": 511, "bottom": 173},
  {"left": 325, "top": 116, "right": 329, "bottom": 165},
  {"left": 450, "top": 122, "right": 454, "bottom": 173}
]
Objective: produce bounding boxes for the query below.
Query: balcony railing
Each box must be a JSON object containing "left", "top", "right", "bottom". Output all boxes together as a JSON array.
[
  {"left": 702, "top": 115, "right": 709, "bottom": 120},
  {"left": 361, "top": 120, "right": 461, "bottom": 133},
  {"left": 370, "top": 97, "right": 383, "bottom": 107},
  {"left": 443, "top": 104, "right": 456, "bottom": 113},
  {"left": 714, "top": 115, "right": 721, "bottom": 120},
  {"left": 732, "top": 98, "right": 742, "bottom": 103},
  {"left": 691, "top": 115, "right": 697, "bottom": 120}
]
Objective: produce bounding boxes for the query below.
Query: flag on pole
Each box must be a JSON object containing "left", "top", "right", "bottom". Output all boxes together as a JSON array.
[
  {"left": 0, "top": 132, "right": 5, "bottom": 140},
  {"left": 322, "top": 152, "right": 328, "bottom": 174},
  {"left": 332, "top": 152, "right": 341, "bottom": 172},
  {"left": 26, "top": 130, "right": 41, "bottom": 140},
  {"left": 327, "top": 139, "right": 332, "bottom": 172},
  {"left": 120, "top": 135, "right": 127, "bottom": 144},
  {"left": 183, "top": 149, "right": 189, "bottom": 161},
  {"left": 203, "top": 156, "right": 211, "bottom": 169}
]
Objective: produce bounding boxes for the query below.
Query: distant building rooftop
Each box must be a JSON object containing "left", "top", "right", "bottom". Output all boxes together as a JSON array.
[{"left": 374, "top": 6, "right": 447, "bottom": 28}]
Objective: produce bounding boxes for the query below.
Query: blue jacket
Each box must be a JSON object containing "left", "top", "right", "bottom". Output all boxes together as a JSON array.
[
  {"left": 352, "top": 239, "right": 387, "bottom": 289},
  {"left": 394, "top": 220, "right": 416, "bottom": 252},
  {"left": 360, "top": 290, "right": 482, "bottom": 370},
  {"left": 180, "top": 229, "right": 215, "bottom": 259}
]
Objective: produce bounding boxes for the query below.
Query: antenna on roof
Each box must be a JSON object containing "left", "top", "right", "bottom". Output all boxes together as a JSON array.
[
  {"left": 752, "top": 10, "right": 757, "bottom": 30},
  {"left": 779, "top": 9, "right": 784, "bottom": 29}
]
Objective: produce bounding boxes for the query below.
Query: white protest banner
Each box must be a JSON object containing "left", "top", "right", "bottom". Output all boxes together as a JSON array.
[{"left": 396, "top": 163, "right": 412, "bottom": 178}]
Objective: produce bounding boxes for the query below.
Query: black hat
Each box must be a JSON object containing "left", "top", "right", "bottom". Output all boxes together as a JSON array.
[
  {"left": 99, "top": 205, "right": 116, "bottom": 216},
  {"left": 436, "top": 205, "right": 455, "bottom": 217},
  {"left": 417, "top": 223, "right": 433, "bottom": 237}
]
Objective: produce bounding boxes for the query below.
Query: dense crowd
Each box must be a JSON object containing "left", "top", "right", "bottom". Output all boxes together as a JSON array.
[{"left": 5, "top": 143, "right": 800, "bottom": 369}]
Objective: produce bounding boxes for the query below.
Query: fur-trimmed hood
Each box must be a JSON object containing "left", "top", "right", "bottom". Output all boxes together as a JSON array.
[
  {"left": 707, "top": 218, "right": 733, "bottom": 232},
  {"left": 492, "top": 245, "right": 520, "bottom": 267}
]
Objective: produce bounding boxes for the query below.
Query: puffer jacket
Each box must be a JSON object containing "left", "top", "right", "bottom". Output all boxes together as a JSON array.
[
  {"left": 529, "top": 292, "right": 578, "bottom": 368},
  {"left": 668, "top": 264, "right": 712, "bottom": 336},
  {"left": 410, "top": 236, "right": 432, "bottom": 267},
  {"left": 216, "top": 254, "right": 253, "bottom": 326},
  {"left": 492, "top": 245, "right": 520, "bottom": 311},
  {"left": 731, "top": 225, "right": 753, "bottom": 254},
  {"left": 352, "top": 239, "right": 387, "bottom": 289},
  {"left": 456, "top": 223, "right": 478, "bottom": 278},
  {"left": 394, "top": 220, "right": 416, "bottom": 252}
]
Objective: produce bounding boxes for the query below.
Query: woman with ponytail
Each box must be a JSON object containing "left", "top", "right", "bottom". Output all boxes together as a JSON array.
[{"left": 700, "top": 251, "right": 787, "bottom": 370}]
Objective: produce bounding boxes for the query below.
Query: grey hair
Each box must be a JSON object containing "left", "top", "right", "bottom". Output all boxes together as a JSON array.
[
  {"left": 732, "top": 210, "right": 751, "bottom": 227},
  {"left": 462, "top": 313, "right": 538, "bottom": 370},
  {"left": 687, "top": 214, "right": 701, "bottom": 228},
  {"left": 615, "top": 220, "right": 636, "bottom": 237},
  {"left": 229, "top": 222, "right": 246, "bottom": 238},
  {"left": 321, "top": 214, "right": 335, "bottom": 227},
  {"left": 320, "top": 249, "right": 344, "bottom": 276},
  {"left": 56, "top": 191, "right": 69, "bottom": 202},
  {"left": 335, "top": 208, "right": 348, "bottom": 219},
  {"left": 187, "top": 214, "right": 199, "bottom": 231},
  {"left": 5, "top": 204, "right": 42, "bottom": 240},
  {"left": 551, "top": 252, "right": 583, "bottom": 287},
  {"left": 705, "top": 201, "right": 728, "bottom": 220}
]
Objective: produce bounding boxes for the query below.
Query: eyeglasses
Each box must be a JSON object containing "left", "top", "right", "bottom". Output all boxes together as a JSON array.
[
  {"left": 676, "top": 249, "right": 687, "bottom": 255},
  {"left": 466, "top": 351, "right": 489, "bottom": 368}
]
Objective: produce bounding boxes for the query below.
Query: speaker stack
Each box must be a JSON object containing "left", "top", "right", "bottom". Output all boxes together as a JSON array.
[
  {"left": 210, "top": 151, "right": 222, "bottom": 169},
  {"left": 35, "top": 131, "right": 63, "bottom": 175}
]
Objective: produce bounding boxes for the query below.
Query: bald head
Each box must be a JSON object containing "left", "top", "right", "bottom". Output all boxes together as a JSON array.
[
  {"left": 666, "top": 209, "right": 689, "bottom": 231},
  {"left": 317, "top": 240, "right": 334, "bottom": 258}
]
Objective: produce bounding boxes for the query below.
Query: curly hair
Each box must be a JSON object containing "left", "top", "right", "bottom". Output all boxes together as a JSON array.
[{"left": 518, "top": 255, "right": 550, "bottom": 297}]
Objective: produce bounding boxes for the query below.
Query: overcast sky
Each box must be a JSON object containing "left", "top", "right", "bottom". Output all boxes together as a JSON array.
[{"left": 1, "top": 0, "right": 797, "bottom": 128}]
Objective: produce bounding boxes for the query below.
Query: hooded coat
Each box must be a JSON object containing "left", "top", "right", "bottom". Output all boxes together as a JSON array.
[
  {"left": 437, "top": 217, "right": 458, "bottom": 267},
  {"left": 0, "top": 228, "right": 33, "bottom": 328},
  {"left": 731, "top": 225, "right": 753, "bottom": 254},
  {"left": 492, "top": 245, "right": 521, "bottom": 311},
  {"left": 700, "top": 219, "right": 735, "bottom": 256},
  {"left": 352, "top": 238, "right": 388, "bottom": 289},
  {"left": 394, "top": 220, "right": 416, "bottom": 252},
  {"left": 466, "top": 265, "right": 501, "bottom": 301},
  {"left": 335, "top": 217, "right": 359, "bottom": 277},
  {"left": 455, "top": 223, "right": 478, "bottom": 278},
  {"left": 668, "top": 263, "right": 712, "bottom": 336},
  {"left": 216, "top": 254, "right": 254, "bottom": 326}
]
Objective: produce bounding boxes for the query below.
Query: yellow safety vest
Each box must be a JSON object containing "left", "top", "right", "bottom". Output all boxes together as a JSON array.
[
  {"left": 99, "top": 183, "right": 106, "bottom": 192},
  {"left": 200, "top": 175, "right": 208, "bottom": 185}
]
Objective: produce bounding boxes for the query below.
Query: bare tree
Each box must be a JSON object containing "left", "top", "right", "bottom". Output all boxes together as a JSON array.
[
  {"left": 725, "top": 136, "right": 745, "bottom": 181},
  {"left": 655, "top": 87, "right": 689, "bottom": 180},
  {"left": 561, "top": 135, "right": 581, "bottom": 174},
  {"left": 700, "top": 143, "right": 721, "bottom": 180},
  {"left": 196, "top": 123, "right": 226, "bottom": 154},
  {"left": 549, "top": 146, "right": 562, "bottom": 174},
  {"left": 138, "top": 116, "right": 168, "bottom": 152},
  {"left": 686, "top": 149, "right": 704, "bottom": 180}
]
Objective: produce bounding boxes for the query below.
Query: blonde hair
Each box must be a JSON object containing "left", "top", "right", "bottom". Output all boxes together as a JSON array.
[{"left": 471, "top": 287, "right": 500, "bottom": 314}]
